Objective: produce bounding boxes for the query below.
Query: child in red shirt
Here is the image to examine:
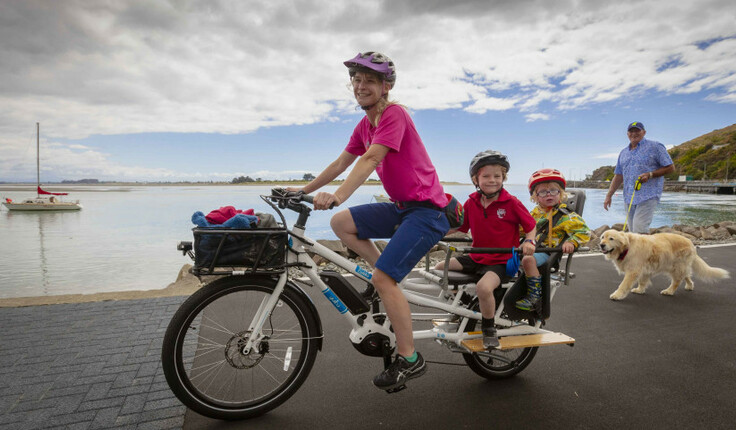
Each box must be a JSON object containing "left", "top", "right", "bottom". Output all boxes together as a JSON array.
[{"left": 435, "top": 150, "right": 536, "bottom": 348}]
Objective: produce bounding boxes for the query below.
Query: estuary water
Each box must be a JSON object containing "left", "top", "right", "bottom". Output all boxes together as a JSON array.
[{"left": 1, "top": 184, "right": 735, "bottom": 299}]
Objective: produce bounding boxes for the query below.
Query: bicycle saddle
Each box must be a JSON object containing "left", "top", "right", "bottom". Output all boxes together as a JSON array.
[{"left": 429, "top": 269, "right": 482, "bottom": 286}]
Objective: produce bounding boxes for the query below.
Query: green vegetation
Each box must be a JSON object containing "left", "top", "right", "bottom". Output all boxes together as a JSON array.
[
  {"left": 669, "top": 126, "right": 736, "bottom": 180},
  {"left": 232, "top": 173, "right": 318, "bottom": 183},
  {"left": 61, "top": 179, "right": 100, "bottom": 184},
  {"left": 230, "top": 177, "right": 385, "bottom": 185},
  {"left": 587, "top": 166, "right": 615, "bottom": 182}
]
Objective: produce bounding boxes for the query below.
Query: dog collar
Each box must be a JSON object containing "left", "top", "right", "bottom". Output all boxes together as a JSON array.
[{"left": 617, "top": 248, "right": 628, "bottom": 261}]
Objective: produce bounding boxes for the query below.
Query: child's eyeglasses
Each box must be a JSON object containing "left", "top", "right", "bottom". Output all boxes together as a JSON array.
[{"left": 536, "top": 189, "right": 560, "bottom": 197}]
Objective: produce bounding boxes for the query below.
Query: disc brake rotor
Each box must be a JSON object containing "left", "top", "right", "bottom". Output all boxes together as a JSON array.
[{"left": 224, "top": 331, "right": 268, "bottom": 369}]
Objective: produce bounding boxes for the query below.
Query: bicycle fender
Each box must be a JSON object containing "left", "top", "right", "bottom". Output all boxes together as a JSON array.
[{"left": 286, "top": 280, "right": 324, "bottom": 351}]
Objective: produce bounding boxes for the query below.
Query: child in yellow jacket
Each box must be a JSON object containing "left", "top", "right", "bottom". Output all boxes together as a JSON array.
[{"left": 517, "top": 168, "right": 591, "bottom": 310}]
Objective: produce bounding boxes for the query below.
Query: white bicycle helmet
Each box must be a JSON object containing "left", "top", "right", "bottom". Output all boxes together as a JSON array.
[{"left": 469, "top": 150, "right": 510, "bottom": 179}]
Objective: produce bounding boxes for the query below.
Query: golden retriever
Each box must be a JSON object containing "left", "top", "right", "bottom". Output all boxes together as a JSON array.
[{"left": 599, "top": 229, "right": 730, "bottom": 300}]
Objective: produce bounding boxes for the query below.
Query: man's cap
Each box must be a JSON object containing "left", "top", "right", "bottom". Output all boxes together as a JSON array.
[{"left": 627, "top": 121, "right": 645, "bottom": 131}]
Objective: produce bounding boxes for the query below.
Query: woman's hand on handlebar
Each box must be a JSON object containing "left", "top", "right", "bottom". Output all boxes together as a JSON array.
[{"left": 313, "top": 192, "right": 340, "bottom": 210}]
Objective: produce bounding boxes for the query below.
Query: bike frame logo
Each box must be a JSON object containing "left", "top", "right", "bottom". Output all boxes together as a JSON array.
[
  {"left": 355, "top": 265, "right": 372, "bottom": 280},
  {"left": 322, "top": 288, "right": 348, "bottom": 314}
]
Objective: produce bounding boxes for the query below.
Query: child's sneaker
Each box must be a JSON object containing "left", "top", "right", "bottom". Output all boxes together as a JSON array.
[
  {"left": 516, "top": 280, "right": 542, "bottom": 311},
  {"left": 373, "top": 352, "right": 427, "bottom": 391},
  {"left": 482, "top": 327, "right": 500, "bottom": 349}
]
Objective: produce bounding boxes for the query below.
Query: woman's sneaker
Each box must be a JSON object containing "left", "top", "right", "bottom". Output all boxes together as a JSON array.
[
  {"left": 482, "top": 327, "right": 500, "bottom": 349},
  {"left": 373, "top": 352, "right": 427, "bottom": 391}
]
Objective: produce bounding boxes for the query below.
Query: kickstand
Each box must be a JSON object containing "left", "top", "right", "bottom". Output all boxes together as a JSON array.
[{"left": 381, "top": 339, "right": 393, "bottom": 369}]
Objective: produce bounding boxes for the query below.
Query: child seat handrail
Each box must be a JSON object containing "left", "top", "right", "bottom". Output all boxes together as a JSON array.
[{"left": 427, "top": 240, "right": 589, "bottom": 288}]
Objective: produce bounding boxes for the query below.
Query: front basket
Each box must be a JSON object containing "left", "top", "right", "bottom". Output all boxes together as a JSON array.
[{"left": 192, "top": 227, "right": 288, "bottom": 275}]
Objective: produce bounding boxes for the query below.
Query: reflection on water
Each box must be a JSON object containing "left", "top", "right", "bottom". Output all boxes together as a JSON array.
[
  {"left": 2, "top": 210, "right": 83, "bottom": 298},
  {"left": 1, "top": 184, "right": 734, "bottom": 299},
  {"left": 38, "top": 214, "right": 50, "bottom": 294}
]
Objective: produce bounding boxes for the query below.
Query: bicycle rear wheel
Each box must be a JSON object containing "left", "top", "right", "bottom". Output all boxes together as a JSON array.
[
  {"left": 162, "top": 276, "right": 320, "bottom": 420},
  {"left": 461, "top": 299, "right": 538, "bottom": 379}
]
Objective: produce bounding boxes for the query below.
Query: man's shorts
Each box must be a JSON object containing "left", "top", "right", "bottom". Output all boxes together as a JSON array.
[
  {"left": 627, "top": 197, "right": 658, "bottom": 234},
  {"left": 455, "top": 255, "right": 509, "bottom": 283},
  {"left": 349, "top": 202, "right": 450, "bottom": 282}
]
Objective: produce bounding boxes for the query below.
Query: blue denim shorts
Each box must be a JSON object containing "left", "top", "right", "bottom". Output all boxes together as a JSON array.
[{"left": 349, "top": 203, "right": 450, "bottom": 282}]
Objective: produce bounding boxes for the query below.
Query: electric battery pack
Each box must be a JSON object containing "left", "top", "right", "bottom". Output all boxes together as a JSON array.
[{"left": 319, "top": 270, "right": 371, "bottom": 314}]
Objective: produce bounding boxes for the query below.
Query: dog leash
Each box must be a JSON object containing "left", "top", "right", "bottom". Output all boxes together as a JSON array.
[{"left": 622, "top": 178, "right": 642, "bottom": 232}]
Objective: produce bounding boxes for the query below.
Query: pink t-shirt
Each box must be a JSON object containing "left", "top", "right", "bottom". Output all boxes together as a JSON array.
[{"left": 345, "top": 105, "right": 448, "bottom": 208}]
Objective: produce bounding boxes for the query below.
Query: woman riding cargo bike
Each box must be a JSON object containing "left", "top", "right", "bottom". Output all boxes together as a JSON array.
[
  {"left": 288, "top": 50, "right": 457, "bottom": 392},
  {"left": 161, "top": 52, "right": 585, "bottom": 421}
]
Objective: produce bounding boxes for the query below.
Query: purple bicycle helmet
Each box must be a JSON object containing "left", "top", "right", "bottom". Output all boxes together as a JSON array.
[{"left": 344, "top": 51, "right": 396, "bottom": 86}]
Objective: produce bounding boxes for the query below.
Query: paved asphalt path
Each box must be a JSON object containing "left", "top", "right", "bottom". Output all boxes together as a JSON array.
[
  {"left": 1, "top": 246, "right": 732, "bottom": 429},
  {"left": 0, "top": 297, "right": 187, "bottom": 429},
  {"left": 184, "top": 245, "right": 736, "bottom": 430}
]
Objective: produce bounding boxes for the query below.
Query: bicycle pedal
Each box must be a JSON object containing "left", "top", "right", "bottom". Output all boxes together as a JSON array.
[{"left": 385, "top": 384, "right": 407, "bottom": 394}]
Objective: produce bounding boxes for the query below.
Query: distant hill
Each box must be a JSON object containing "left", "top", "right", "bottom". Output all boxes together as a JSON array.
[
  {"left": 667, "top": 124, "right": 736, "bottom": 180},
  {"left": 587, "top": 123, "right": 736, "bottom": 183},
  {"left": 61, "top": 178, "right": 99, "bottom": 184},
  {"left": 588, "top": 165, "right": 615, "bottom": 182}
]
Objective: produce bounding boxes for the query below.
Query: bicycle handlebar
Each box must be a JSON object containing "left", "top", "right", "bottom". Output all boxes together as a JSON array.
[
  {"left": 270, "top": 188, "right": 336, "bottom": 209},
  {"left": 299, "top": 193, "right": 314, "bottom": 204}
]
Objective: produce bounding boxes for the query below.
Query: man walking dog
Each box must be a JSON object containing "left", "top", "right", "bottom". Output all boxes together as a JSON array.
[{"left": 604, "top": 121, "right": 675, "bottom": 233}]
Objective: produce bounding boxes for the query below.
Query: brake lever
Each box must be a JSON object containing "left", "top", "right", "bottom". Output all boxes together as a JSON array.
[{"left": 270, "top": 187, "right": 336, "bottom": 209}]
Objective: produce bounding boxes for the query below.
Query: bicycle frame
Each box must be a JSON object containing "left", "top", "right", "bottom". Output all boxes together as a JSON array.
[
  {"left": 240, "top": 192, "right": 575, "bottom": 356},
  {"left": 165, "top": 189, "right": 583, "bottom": 420}
]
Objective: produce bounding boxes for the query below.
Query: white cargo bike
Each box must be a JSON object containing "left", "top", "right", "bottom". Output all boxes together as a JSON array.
[{"left": 162, "top": 188, "right": 588, "bottom": 420}]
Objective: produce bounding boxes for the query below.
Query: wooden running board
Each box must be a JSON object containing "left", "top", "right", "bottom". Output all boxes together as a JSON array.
[{"left": 461, "top": 331, "right": 575, "bottom": 352}]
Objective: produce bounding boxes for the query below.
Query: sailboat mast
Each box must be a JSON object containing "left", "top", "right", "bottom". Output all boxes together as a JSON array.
[{"left": 36, "top": 122, "right": 40, "bottom": 196}]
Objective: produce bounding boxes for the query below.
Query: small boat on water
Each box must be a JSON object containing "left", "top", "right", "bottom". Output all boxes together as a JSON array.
[
  {"left": 2, "top": 123, "right": 82, "bottom": 211},
  {"left": 3, "top": 187, "right": 81, "bottom": 211}
]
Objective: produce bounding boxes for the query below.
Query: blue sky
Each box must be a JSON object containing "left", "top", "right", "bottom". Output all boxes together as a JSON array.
[{"left": 1, "top": 0, "right": 736, "bottom": 185}]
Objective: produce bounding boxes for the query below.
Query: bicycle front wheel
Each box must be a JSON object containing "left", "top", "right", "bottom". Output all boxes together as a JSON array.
[
  {"left": 162, "top": 276, "right": 320, "bottom": 420},
  {"left": 461, "top": 299, "right": 538, "bottom": 379}
]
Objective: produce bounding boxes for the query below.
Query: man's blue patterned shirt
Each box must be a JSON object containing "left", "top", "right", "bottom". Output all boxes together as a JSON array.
[{"left": 614, "top": 138, "right": 674, "bottom": 205}]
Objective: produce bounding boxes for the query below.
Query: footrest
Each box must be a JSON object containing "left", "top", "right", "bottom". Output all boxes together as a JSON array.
[{"left": 461, "top": 332, "right": 575, "bottom": 352}]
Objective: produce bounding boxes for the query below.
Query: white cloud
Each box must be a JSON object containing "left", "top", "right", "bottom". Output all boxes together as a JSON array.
[
  {"left": 525, "top": 113, "right": 550, "bottom": 122},
  {"left": 1, "top": 0, "right": 735, "bottom": 180},
  {"left": 0, "top": 134, "right": 183, "bottom": 182}
]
